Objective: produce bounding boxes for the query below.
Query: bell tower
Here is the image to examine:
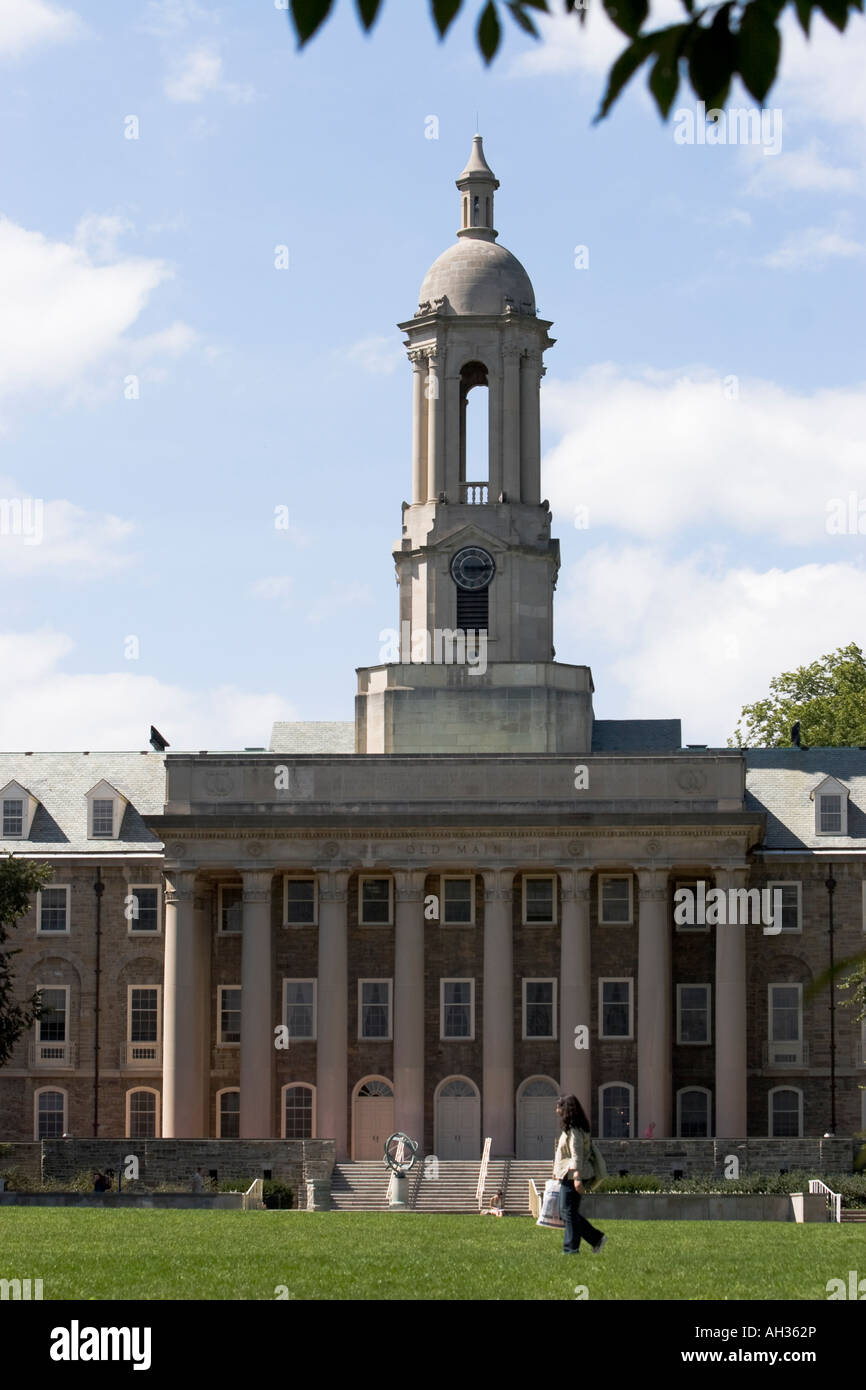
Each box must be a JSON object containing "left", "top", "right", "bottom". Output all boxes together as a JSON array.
[{"left": 355, "top": 137, "right": 595, "bottom": 754}]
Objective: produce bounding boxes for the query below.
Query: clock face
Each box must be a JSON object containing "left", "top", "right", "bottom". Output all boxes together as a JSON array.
[{"left": 450, "top": 546, "right": 495, "bottom": 591}]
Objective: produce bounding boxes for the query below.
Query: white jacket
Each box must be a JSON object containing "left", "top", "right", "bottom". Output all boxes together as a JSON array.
[{"left": 553, "top": 1127, "right": 590, "bottom": 1181}]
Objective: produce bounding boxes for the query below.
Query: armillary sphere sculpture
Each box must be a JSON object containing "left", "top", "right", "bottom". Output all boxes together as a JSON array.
[{"left": 383, "top": 1132, "right": 418, "bottom": 1174}]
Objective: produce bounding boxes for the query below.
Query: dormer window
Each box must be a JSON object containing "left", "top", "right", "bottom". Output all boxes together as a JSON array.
[
  {"left": 811, "top": 776, "right": 849, "bottom": 837},
  {"left": 0, "top": 780, "right": 39, "bottom": 839},
  {"left": 85, "top": 781, "right": 128, "bottom": 841}
]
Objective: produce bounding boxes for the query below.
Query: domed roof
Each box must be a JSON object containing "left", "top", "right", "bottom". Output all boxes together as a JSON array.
[{"left": 418, "top": 238, "right": 536, "bottom": 318}]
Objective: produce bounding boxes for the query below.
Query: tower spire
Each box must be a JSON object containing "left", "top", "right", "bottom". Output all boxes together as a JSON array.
[{"left": 456, "top": 134, "right": 499, "bottom": 242}]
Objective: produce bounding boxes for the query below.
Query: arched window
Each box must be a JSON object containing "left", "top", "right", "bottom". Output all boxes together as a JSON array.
[
  {"left": 459, "top": 360, "right": 489, "bottom": 490},
  {"left": 677, "top": 1087, "right": 711, "bottom": 1138},
  {"left": 439, "top": 1077, "right": 477, "bottom": 1097},
  {"left": 769, "top": 1087, "right": 802, "bottom": 1137},
  {"left": 599, "top": 1083, "right": 633, "bottom": 1138},
  {"left": 217, "top": 1088, "right": 240, "bottom": 1138},
  {"left": 472, "top": 194, "right": 480, "bottom": 225},
  {"left": 462, "top": 195, "right": 468, "bottom": 228},
  {"left": 357, "top": 1079, "right": 393, "bottom": 1098},
  {"left": 282, "top": 1083, "right": 315, "bottom": 1139},
  {"left": 519, "top": 1077, "right": 559, "bottom": 1098},
  {"left": 34, "top": 1088, "right": 66, "bottom": 1139},
  {"left": 485, "top": 195, "right": 490, "bottom": 224},
  {"left": 126, "top": 1087, "right": 159, "bottom": 1138}
]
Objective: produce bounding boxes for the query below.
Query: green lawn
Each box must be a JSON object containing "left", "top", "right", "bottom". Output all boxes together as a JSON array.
[{"left": 1, "top": 1210, "right": 862, "bottom": 1300}]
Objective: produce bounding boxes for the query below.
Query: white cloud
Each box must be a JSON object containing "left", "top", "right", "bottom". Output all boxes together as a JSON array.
[
  {"left": 557, "top": 546, "right": 866, "bottom": 743},
  {"left": 744, "top": 139, "right": 861, "bottom": 195},
  {"left": 0, "top": 476, "right": 135, "bottom": 578},
  {"left": 0, "top": 0, "right": 83, "bottom": 59},
  {"left": 139, "top": 0, "right": 209, "bottom": 38},
  {"left": 776, "top": 11, "right": 866, "bottom": 132},
  {"left": 543, "top": 364, "right": 866, "bottom": 547},
  {"left": 345, "top": 335, "right": 403, "bottom": 375},
  {"left": 763, "top": 222, "right": 866, "bottom": 269},
  {"left": 164, "top": 43, "right": 255, "bottom": 103},
  {"left": 0, "top": 631, "right": 297, "bottom": 749},
  {"left": 0, "top": 215, "right": 195, "bottom": 405}
]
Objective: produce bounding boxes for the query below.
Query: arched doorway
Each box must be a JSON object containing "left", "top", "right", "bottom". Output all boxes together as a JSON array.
[
  {"left": 352, "top": 1077, "right": 394, "bottom": 1160},
  {"left": 435, "top": 1076, "right": 481, "bottom": 1159},
  {"left": 517, "top": 1077, "right": 560, "bottom": 1159}
]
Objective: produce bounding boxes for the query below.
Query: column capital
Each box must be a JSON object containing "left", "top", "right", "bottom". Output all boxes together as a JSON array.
[
  {"left": 637, "top": 867, "right": 670, "bottom": 901},
  {"left": 242, "top": 869, "right": 272, "bottom": 903},
  {"left": 164, "top": 870, "right": 197, "bottom": 905},
  {"left": 481, "top": 868, "right": 514, "bottom": 902},
  {"left": 394, "top": 868, "right": 427, "bottom": 903},
  {"left": 713, "top": 864, "right": 749, "bottom": 886},
  {"left": 558, "top": 867, "right": 593, "bottom": 904},
  {"left": 319, "top": 869, "right": 350, "bottom": 904}
]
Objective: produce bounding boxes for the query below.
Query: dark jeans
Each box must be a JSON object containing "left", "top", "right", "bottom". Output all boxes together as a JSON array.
[{"left": 559, "top": 1178, "right": 604, "bottom": 1254}]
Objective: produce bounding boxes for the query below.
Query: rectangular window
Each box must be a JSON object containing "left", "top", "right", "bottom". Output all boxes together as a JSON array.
[
  {"left": 129, "top": 987, "right": 160, "bottom": 1050},
  {"left": 360, "top": 877, "right": 392, "bottom": 926},
  {"left": 601, "top": 1085, "right": 632, "bottom": 1139},
  {"left": 218, "top": 986, "right": 241, "bottom": 1045},
  {"left": 523, "top": 876, "right": 556, "bottom": 925},
  {"left": 128, "top": 885, "right": 160, "bottom": 933},
  {"left": 673, "top": 880, "right": 709, "bottom": 933},
  {"left": 599, "top": 875, "right": 632, "bottom": 924},
  {"left": 766, "top": 882, "right": 801, "bottom": 933},
  {"left": 818, "top": 793, "right": 842, "bottom": 834},
  {"left": 218, "top": 884, "right": 243, "bottom": 934},
  {"left": 2, "top": 797, "right": 24, "bottom": 836},
  {"left": 37, "top": 987, "right": 68, "bottom": 1043},
  {"left": 441, "top": 979, "right": 474, "bottom": 1040},
  {"left": 284, "top": 877, "right": 317, "bottom": 926},
  {"left": 523, "top": 979, "right": 556, "bottom": 1039},
  {"left": 599, "top": 978, "right": 633, "bottom": 1039},
  {"left": 676, "top": 984, "right": 711, "bottom": 1044},
  {"left": 284, "top": 979, "right": 316, "bottom": 1041},
  {"left": 36, "top": 1090, "right": 65, "bottom": 1140},
  {"left": 92, "top": 798, "right": 115, "bottom": 837},
  {"left": 442, "top": 876, "right": 474, "bottom": 925},
  {"left": 359, "top": 980, "right": 392, "bottom": 1039},
  {"left": 38, "top": 886, "right": 69, "bottom": 934},
  {"left": 768, "top": 983, "right": 803, "bottom": 1064}
]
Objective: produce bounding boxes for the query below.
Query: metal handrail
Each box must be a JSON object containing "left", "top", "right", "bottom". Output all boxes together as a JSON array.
[{"left": 808, "top": 1178, "right": 841, "bottom": 1223}]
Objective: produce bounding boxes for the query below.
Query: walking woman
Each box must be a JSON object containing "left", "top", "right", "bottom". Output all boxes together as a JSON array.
[{"left": 553, "top": 1095, "right": 607, "bottom": 1255}]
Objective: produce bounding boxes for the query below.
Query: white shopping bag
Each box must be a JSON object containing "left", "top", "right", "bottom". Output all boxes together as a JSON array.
[{"left": 536, "top": 1179, "right": 565, "bottom": 1228}]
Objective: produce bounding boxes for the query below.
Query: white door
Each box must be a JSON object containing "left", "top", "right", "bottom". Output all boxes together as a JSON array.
[
  {"left": 437, "top": 1079, "right": 480, "bottom": 1159},
  {"left": 354, "top": 1080, "right": 394, "bottom": 1160},
  {"left": 518, "top": 1080, "right": 560, "bottom": 1159}
]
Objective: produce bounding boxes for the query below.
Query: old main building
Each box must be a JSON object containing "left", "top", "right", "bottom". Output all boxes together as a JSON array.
[{"left": 2, "top": 140, "right": 864, "bottom": 1164}]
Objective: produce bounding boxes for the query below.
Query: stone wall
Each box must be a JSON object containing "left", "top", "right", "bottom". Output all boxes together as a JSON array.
[
  {"left": 39, "top": 1138, "right": 334, "bottom": 1187},
  {"left": 596, "top": 1136, "right": 854, "bottom": 1175}
]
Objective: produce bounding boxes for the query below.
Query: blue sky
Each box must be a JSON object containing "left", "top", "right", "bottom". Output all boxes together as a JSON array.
[{"left": 1, "top": 0, "right": 864, "bottom": 750}]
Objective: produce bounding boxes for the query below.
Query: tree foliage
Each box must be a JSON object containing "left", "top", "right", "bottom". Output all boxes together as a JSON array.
[
  {"left": 0, "top": 855, "right": 53, "bottom": 1069},
  {"left": 730, "top": 643, "right": 866, "bottom": 749},
  {"left": 286, "top": 0, "right": 864, "bottom": 121}
]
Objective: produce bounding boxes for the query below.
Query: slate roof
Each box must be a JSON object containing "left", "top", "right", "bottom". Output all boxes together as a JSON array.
[
  {"left": 745, "top": 747, "right": 866, "bottom": 849},
  {"left": 591, "top": 720, "right": 682, "bottom": 753},
  {"left": 269, "top": 722, "right": 355, "bottom": 754},
  {"left": 0, "top": 752, "right": 166, "bottom": 855}
]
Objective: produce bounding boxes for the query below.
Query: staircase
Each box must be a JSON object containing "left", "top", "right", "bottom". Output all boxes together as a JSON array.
[
  {"left": 841, "top": 1209, "right": 866, "bottom": 1222},
  {"left": 503, "top": 1161, "right": 555, "bottom": 1214},
  {"left": 412, "top": 1160, "right": 490, "bottom": 1212},
  {"left": 330, "top": 1161, "right": 391, "bottom": 1211}
]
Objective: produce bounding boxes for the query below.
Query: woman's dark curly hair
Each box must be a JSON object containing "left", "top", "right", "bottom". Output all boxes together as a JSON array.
[{"left": 556, "top": 1094, "right": 591, "bottom": 1133}]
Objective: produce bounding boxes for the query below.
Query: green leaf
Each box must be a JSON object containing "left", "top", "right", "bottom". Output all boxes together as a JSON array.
[
  {"left": 648, "top": 26, "right": 687, "bottom": 118},
  {"left": 478, "top": 0, "right": 502, "bottom": 60},
  {"left": 794, "top": 0, "right": 813, "bottom": 33},
  {"left": 289, "top": 0, "right": 335, "bottom": 45},
  {"left": 507, "top": 1, "right": 541, "bottom": 35},
  {"left": 431, "top": 0, "right": 463, "bottom": 36},
  {"left": 356, "top": 0, "right": 383, "bottom": 29},
  {"left": 594, "top": 33, "right": 654, "bottom": 119},
  {"left": 736, "top": 2, "right": 780, "bottom": 100},
  {"left": 816, "top": 0, "right": 851, "bottom": 27},
  {"left": 602, "top": 0, "right": 649, "bottom": 38},
  {"left": 688, "top": 4, "right": 736, "bottom": 107}
]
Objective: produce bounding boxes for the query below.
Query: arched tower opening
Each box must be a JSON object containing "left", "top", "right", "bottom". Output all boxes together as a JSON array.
[{"left": 459, "top": 360, "right": 489, "bottom": 499}]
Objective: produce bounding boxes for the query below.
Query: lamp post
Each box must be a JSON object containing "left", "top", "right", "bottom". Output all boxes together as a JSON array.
[{"left": 825, "top": 868, "right": 837, "bottom": 1136}]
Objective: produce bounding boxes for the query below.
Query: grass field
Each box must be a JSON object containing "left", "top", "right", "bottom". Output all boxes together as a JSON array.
[{"left": 1, "top": 1210, "right": 863, "bottom": 1300}]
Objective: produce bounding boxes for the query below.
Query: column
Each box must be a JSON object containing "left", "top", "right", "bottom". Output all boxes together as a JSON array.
[
  {"left": 411, "top": 353, "right": 427, "bottom": 504},
  {"left": 317, "top": 870, "right": 349, "bottom": 1159},
  {"left": 444, "top": 371, "right": 461, "bottom": 500},
  {"left": 239, "top": 870, "right": 273, "bottom": 1138},
  {"left": 482, "top": 869, "right": 514, "bottom": 1154},
  {"left": 193, "top": 886, "right": 212, "bottom": 1135},
  {"left": 715, "top": 866, "right": 748, "bottom": 1136},
  {"left": 559, "top": 869, "right": 591, "bottom": 1107},
  {"left": 519, "top": 351, "right": 541, "bottom": 504},
  {"left": 637, "top": 869, "right": 672, "bottom": 1137},
  {"left": 501, "top": 345, "right": 520, "bottom": 501},
  {"left": 426, "top": 351, "right": 443, "bottom": 499},
  {"left": 162, "top": 871, "right": 203, "bottom": 1138},
  {"left": 393, "top": 870, "right": 426, "bottom": 1147}
]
